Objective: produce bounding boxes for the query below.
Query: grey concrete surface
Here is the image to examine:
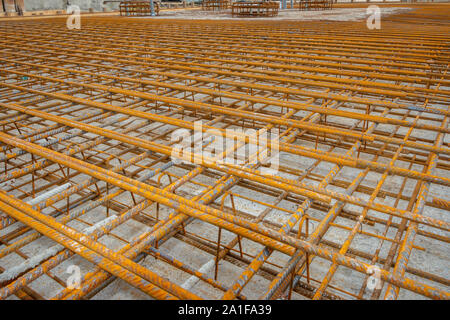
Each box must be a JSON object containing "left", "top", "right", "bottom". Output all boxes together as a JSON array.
[{"left": 23, "top": 0, "right": 117, "bottom": 12}]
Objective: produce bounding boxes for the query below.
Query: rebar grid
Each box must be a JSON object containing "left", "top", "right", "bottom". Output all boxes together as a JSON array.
[{"left": 0, "top": 4, "right": 449, "bottom": 300}]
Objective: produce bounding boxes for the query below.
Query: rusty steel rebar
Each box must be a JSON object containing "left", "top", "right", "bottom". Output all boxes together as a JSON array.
[{"left": 0, "top": 3, "right": 448, "bottom": 300}]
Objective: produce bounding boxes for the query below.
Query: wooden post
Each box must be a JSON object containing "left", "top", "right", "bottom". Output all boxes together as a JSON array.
[
  {"left": 16, "top": 0, "right": 24, "bottom": 15},
  {"left": 4, "top": 0, "right": 16, "bottom": 14}
]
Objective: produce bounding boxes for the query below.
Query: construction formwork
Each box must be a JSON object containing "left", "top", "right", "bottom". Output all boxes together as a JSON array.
[
  {"left": 0, "top": 4, "right": 449, "bottom": 300},
  {"left": 202, "top": 0, "right": 231, "bottom": 11},
  {"left": 119, "top": 1, "right": 160, "bottom": 16},
  {"left": 232, "top": 1, "right": 279, "bottom": 17},
  {"left": 299, "top": 0, "right": 333, "bottom": 11}
]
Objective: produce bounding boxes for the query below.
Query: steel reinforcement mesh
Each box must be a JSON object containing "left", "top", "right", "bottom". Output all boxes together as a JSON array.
[{"left": 0, "top": 4, "right": 449, "bottom": 300}]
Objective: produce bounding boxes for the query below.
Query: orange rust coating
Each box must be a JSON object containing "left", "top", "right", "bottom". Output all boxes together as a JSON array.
[{"left": 0, "top": 4, "right": 448, "bottom": 300}]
